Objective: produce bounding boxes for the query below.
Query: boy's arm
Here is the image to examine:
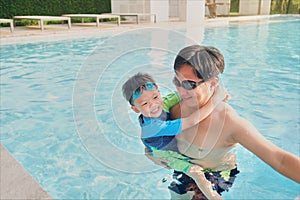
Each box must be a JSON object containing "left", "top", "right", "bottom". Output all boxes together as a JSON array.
[
  {"left": 188, "top": 165, "right": 224, "bottom": 200},
  {"left": 163, "top": 92, "right": 181, "bottom": 112},
  {"left": 181, "top": 85, "right": 227, "bottom": 130}
]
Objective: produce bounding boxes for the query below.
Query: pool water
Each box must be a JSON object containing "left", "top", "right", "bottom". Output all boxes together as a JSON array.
[{"left": 1, "top": 15, "right": 300, "bottom": 199}]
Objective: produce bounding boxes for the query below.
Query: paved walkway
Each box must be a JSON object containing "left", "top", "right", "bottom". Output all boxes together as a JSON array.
[
  {"left": 1, "top": 144, "right": 53, "bottom": 199},
  {"left": 0, "top": 21, "right": 170, "bottom": 45},
  {"left": 0, "top": 15, "right": 275, "bottom": 46}
]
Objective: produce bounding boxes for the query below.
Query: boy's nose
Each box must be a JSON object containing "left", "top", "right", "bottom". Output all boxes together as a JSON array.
[{"left": 148, "top": 99, "right": 154, "bottom": 106}]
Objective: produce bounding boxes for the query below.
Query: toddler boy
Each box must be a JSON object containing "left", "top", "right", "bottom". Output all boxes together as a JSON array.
[{"left": 122, "top": 73, "right": 225, "bottom": 199}]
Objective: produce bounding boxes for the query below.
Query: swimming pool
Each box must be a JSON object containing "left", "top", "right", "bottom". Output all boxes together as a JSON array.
[{"left": 1, "top": 15, "right": 299, "bottom": 199}]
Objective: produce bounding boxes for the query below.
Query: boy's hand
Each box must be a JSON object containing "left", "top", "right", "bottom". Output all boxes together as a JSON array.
[
  {"left": 222, "top": 86, "right": 230, "bottom": 102},
  {"left": 212, "top": 85, "right": 230, "bottom": 105}
]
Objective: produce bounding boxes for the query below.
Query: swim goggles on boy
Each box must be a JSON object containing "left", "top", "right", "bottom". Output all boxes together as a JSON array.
[
  {"left": 173, "top": 77, "right": 205, "bottom": 90},
  {"left": 131, "top": 82, "right": 157, "bottom": 105}
]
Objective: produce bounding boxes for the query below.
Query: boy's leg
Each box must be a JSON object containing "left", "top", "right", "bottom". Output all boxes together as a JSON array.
[
  {"left": 186, "top": 165, "right": 223, "bottom": 200},
  {"left": 168, "top": 171, "right": 205, "bottom": 200},
  {"left": 150, "top": 148, "right": 222, "bottom": 199}
]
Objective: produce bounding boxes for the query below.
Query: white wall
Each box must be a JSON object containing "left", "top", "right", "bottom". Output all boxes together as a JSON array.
[
  {"left": 169, "top": 0, "right": 179, "bottom": 17},
  {"left": 186, "top": 0, "right": 205, "bottom": 24},
  {"left": 111, "top": 0, "right": 149, "bottom": 13},
  {"left": 184, "top": 0, "right": 205, "bottom": 45},
  {"left": 150, "top": 0, "right": 169, "bottom": 21},
  {"left": 178, "top": 0, "right": 187, "bottom": 21},
  {"left": 111, "top": 0, "right": 168, "bottom": 22},
  {"left": 111, "top": 0, "right": 206, "bottom": 23}
]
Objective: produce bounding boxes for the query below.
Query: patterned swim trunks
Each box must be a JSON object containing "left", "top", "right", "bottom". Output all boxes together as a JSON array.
[{"left": 168, "top": 167, "right": 240, "bottom": 199}]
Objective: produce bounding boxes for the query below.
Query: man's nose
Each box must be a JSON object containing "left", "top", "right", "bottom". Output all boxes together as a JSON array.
[{"left": 177, "top": 86, "right": 188, "bottom": 96}]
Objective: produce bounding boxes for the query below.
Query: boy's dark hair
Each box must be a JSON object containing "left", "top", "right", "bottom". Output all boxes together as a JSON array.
[
  {"left": 174, "top": 45, "right": 224, "bottom": 81},
  {"left": 122, "top": 73, "right": 156, "bottom": 105}
]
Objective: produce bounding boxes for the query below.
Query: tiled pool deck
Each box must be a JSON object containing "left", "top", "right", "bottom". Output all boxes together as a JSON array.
[
  {"left": 0, "top": 15, "right": 277, "bottom": 45},
  {"left": 1, "top": 144, "right": 53, "bottom": 199},
  {"left": 0, "top": 15, "right": 289, "bottom": 199}
]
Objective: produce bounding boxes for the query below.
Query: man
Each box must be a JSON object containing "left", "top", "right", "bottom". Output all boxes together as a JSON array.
[{"left": 148, "top": 45, "right": 300, "bottom": 198}]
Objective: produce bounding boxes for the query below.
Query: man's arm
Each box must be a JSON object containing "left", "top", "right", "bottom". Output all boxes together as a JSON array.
[{"left": 228, "top": 106, "right": 300, "bottom": 183}]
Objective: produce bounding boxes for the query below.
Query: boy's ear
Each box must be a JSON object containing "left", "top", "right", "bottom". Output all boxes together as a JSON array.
[{"left": 131, "top": 105, "right": 140, "bottom": 113}]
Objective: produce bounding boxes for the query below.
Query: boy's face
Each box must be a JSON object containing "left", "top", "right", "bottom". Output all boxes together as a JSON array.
[{"left": 131, "top": 89, "right": 164, "bottom": 118}]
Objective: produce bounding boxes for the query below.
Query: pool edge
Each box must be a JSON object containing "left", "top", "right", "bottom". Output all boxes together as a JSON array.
[{"left": 0, "top": 144, "right": 53, "bottom": 199}]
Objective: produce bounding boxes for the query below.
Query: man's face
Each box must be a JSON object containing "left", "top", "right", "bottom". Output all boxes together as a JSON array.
[{"left": 174, "top": 64, "right": 212, "bottom": 108}]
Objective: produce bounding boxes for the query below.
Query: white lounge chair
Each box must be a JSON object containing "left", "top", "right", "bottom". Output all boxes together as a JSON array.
[
  {"left": 62, "top": 14, "right": 120, "bottom": 27},
  {"left": 13, "top": 16, "right": 71, "bottom": 31},
  {"left": 0, "top": 19, "right": 14, "bottom": 32}
]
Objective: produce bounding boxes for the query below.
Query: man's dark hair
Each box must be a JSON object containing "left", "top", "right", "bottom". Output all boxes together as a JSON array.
[{"left": 174, "top": 45, "right": 224, "bottom": 80}]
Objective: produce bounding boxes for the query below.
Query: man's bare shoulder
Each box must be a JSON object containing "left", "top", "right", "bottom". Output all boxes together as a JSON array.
[
  {"left": 223, "top": 103, "right": 252, "bottom": 140},
  {"left": 223, "top": 103, "right": 242, "bottom": 122}
]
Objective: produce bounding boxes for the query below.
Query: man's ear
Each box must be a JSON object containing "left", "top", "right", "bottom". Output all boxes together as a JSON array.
[
  {"left": 131, "top": 106, "right": 140, "bottom": 113},
  {"left": 210, "top": 77, "right": 219, "bottom": 87},
  {"left": 207, "top": 77, "right": 219, "bottom": 94}
]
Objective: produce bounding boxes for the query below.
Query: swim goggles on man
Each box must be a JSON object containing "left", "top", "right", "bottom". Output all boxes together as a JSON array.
[
  {"left": 173, "top": 77, "right": 205, "bottom": 90},
  {"left": 131, "top": 82, "right": 157, "bottom": 105}
]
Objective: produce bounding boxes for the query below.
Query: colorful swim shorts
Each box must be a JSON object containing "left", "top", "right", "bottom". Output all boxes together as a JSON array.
[{"left": 168, "top": 167, "right": 240, "bottom": 199}]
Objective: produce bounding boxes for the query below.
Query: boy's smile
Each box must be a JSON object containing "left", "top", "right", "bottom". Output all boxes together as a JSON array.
[{"left": 131, "top": 89, "right": 164, "bottom": 118}]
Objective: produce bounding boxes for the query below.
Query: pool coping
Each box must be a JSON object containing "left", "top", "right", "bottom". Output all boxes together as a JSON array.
[{"left": 0, "top": 144, "right": 53, "bottom": 199}]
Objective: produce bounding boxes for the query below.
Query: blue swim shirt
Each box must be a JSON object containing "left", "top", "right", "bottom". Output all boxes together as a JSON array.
[{"left": 139, "top": 110, "right": 182, "bottom": 150}]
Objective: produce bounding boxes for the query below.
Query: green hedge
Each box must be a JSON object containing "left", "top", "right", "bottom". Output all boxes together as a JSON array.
[
  {"left": 229, "top": 0, "right": 299, "bottom": 14},
  {"left": 271, "top": 0, "right": 300, "bottom": 14},
  {"left": 230, "top": 0, "right": 239, "bottom": 13},
  {"left": 0, "top": 0, "right": 111, "bottom": 19}
]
